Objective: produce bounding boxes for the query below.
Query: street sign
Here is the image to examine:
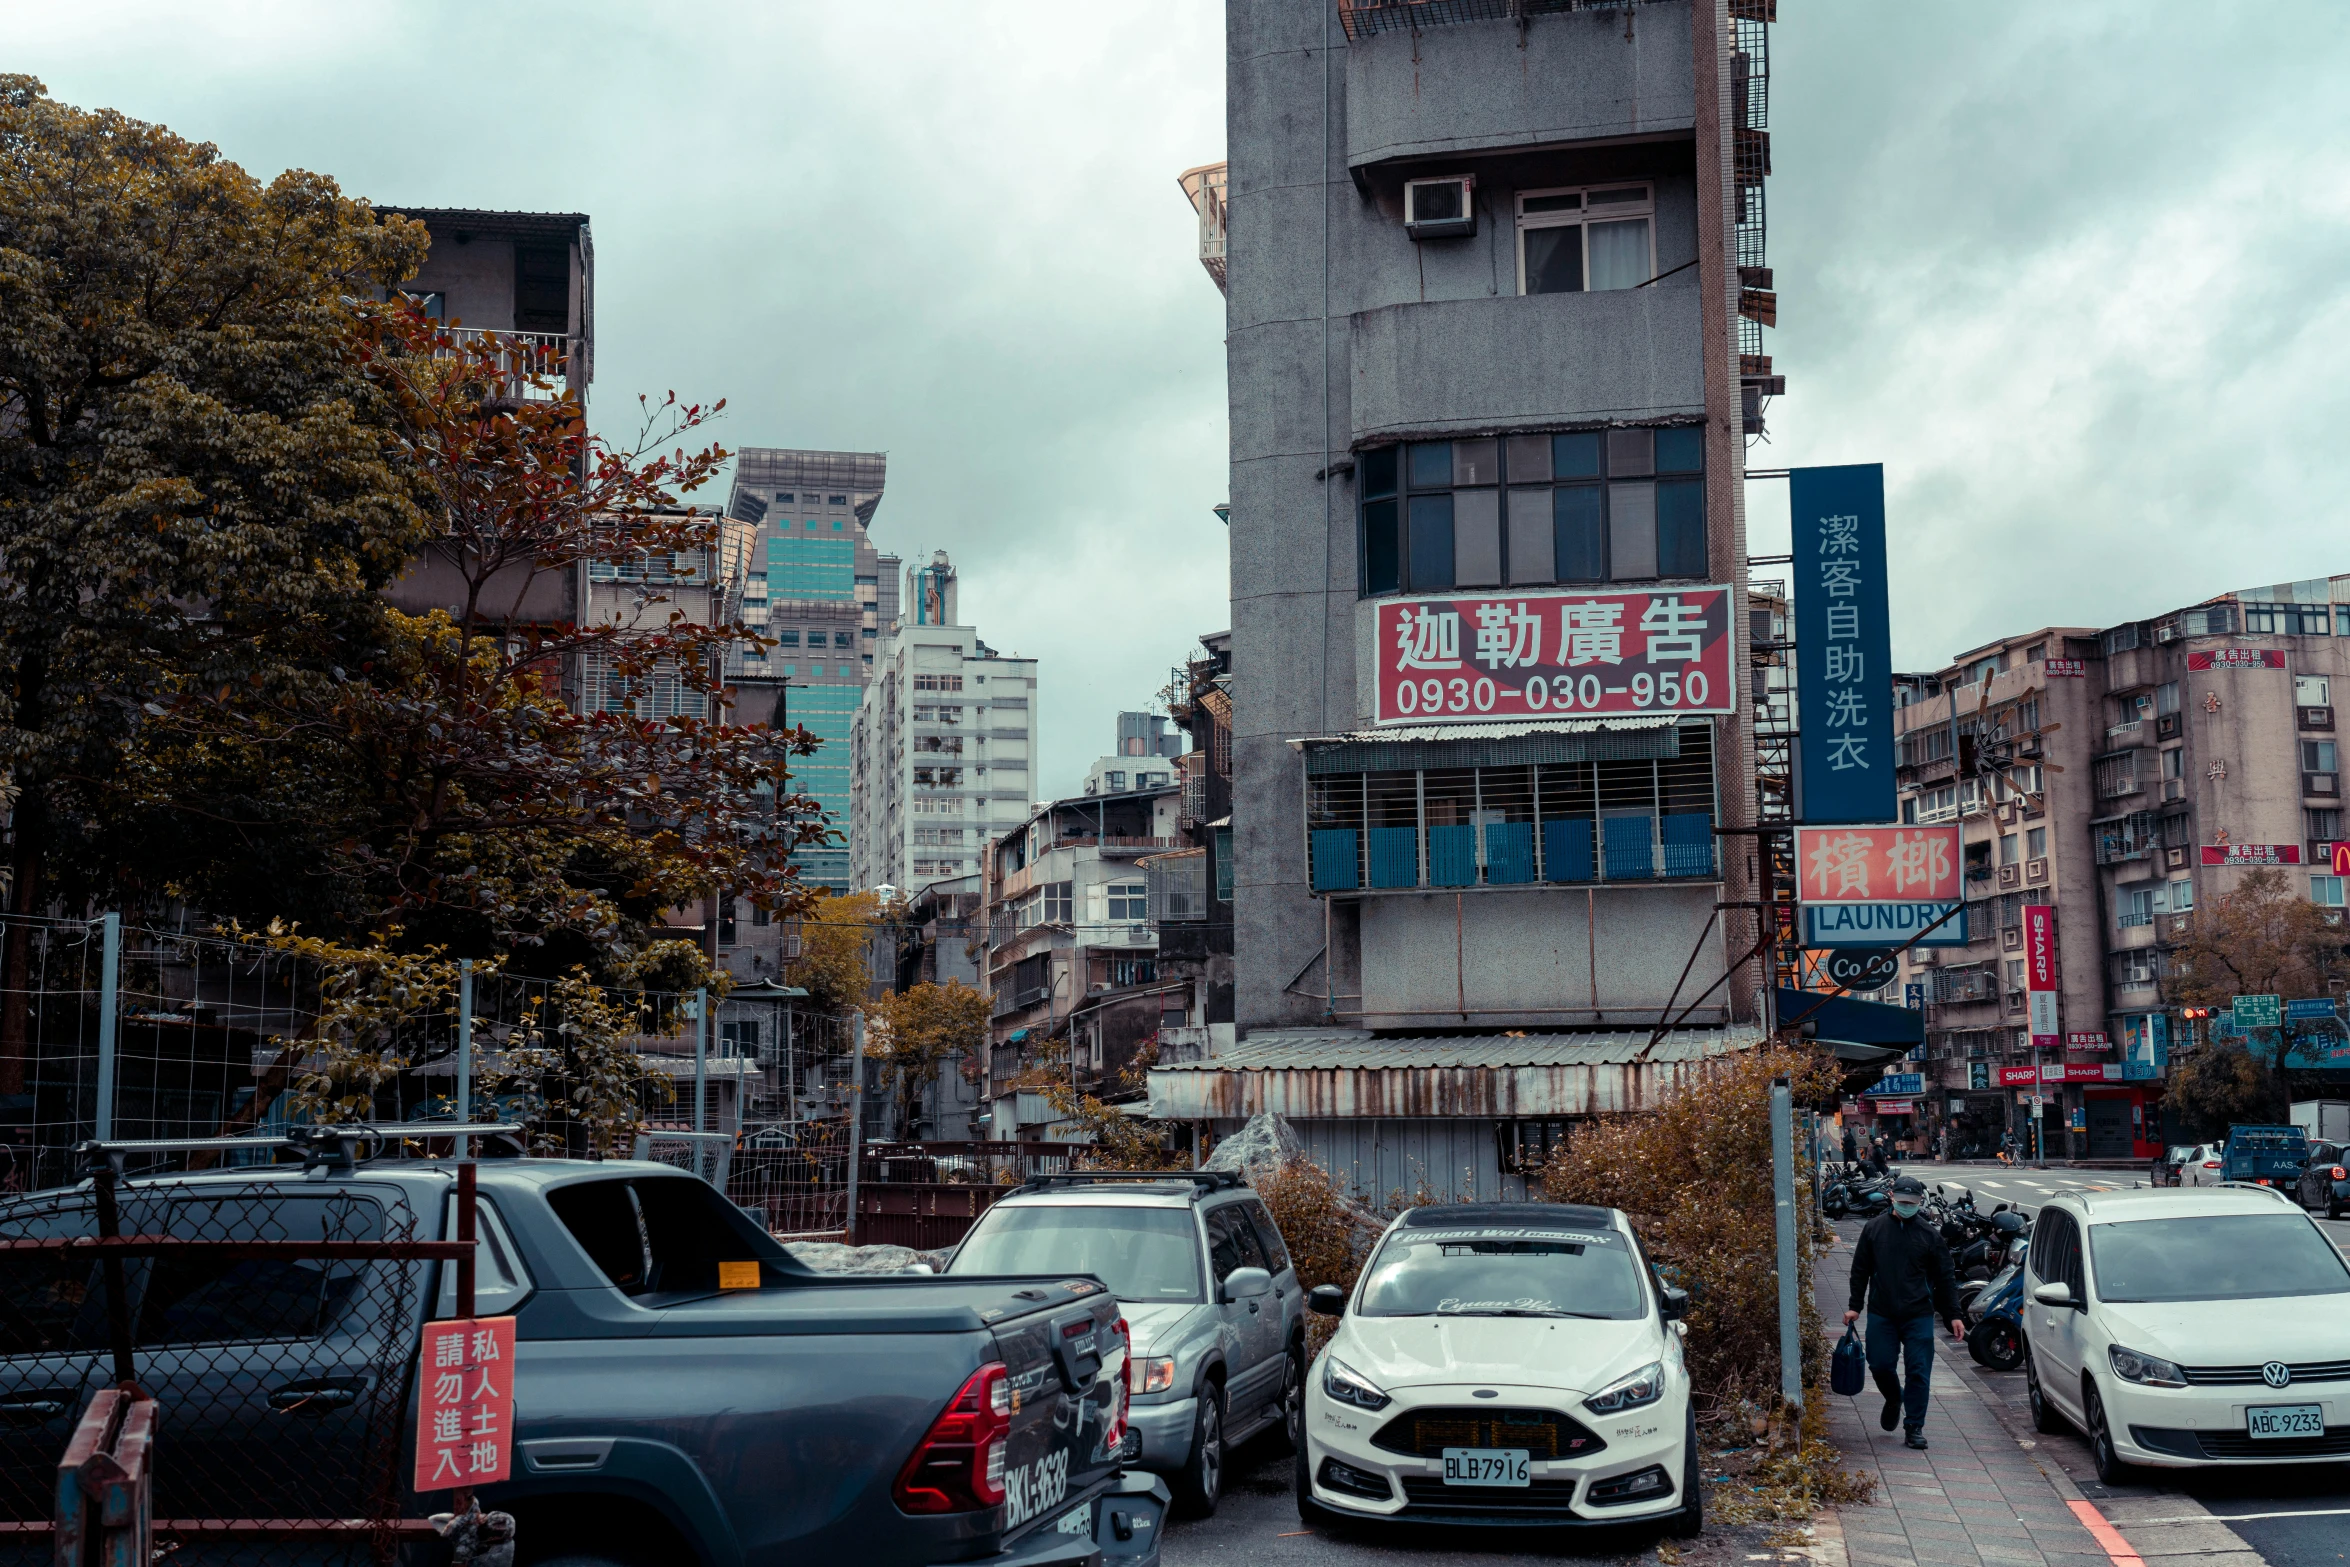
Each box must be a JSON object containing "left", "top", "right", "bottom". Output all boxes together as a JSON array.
[
  {"left": 2044, "top": 658, "right": 2089, "bottom": 677},
  {"left": 1823, "top": 949, "right": 1901, "bottom": 990},
  {"left": 1905, "top": 981, "right": 1927, "bottom": 1012},
  {"left": 415, "top": 1315, "right": 515, "bottom": 1491},
  {"left": 1969, "top": 1062, "right": 1990, "bottom": 1090},
  {"left": 2286, "top": 997, "right": 2339, "bottom": 1020},
  {"left": 2233, "top": 994, "right": 2282, "bottom": 1029},
  {"left": 1871, "top": 1073, "right": 1924, "bottom": 1096},
  {"left": 1804, "top": 903, "right": 1966, "bottom": 948},
  {"left": 1789, "top": 465, "right": 1893, "bottom": 824},
  {"left": 2065, "top": 1030, "right": 2110, "bottom": 1049}
]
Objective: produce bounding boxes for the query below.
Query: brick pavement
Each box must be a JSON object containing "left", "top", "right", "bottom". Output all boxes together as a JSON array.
[{"left": 1813, "top": 1221, "right": 2117, "bottom": 1567}]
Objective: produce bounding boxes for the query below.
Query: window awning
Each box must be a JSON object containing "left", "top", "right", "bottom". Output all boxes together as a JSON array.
[
  {"left": 1292, "top": 715, "right": 1692, "bottom": 774},
  {"left": 1774, "top": 988, "right": 1922, "bottom": 1063}
]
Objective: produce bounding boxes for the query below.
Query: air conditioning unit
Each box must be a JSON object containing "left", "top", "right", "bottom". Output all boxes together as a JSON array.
[{"left": 1403, "top": 175, "right": 1477, "bottom": 240}]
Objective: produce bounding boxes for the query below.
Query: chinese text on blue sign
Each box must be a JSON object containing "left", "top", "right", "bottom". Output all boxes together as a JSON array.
[{"left": 1790, "top": 465, "right": 1893, "bottom": 825}]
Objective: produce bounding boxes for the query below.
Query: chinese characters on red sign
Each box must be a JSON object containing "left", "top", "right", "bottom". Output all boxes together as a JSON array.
[
  {"left": 2201, "top": 843, "right": 2301, "bottom": 866},
  {"left": 2187, "top": 649, "right": 2286, "bottom": 670},
  {"left": 414, "top": 1315, "right": 515, "bottom": 1492},
  {"left": 2023, "top": 904, "right": 2058, "bottom": 1048},
  {"left": 2065, "top": 1031, "right": 2111, "bottom": 1050},
  {"left": 2043, "top": 658, "right": 2088, "bottom": 677},
  {"left": 1371, "top": 588, "right": 1735, "bottom": 725},
  {"left": 1793, "top": 825, "right": 1962, "bottom": 903}
]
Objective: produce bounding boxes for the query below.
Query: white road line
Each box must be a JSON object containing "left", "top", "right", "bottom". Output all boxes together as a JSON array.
[{"left": 2129, "top": 1507, "right": 2350, "bottom": 1525}]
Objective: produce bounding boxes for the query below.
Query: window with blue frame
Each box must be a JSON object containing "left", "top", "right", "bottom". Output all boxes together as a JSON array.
[
  {"left": 1359, "top": 427, "right": 1704, "bottom": 596},
  {"left": 1305, "top": 726, "right": 1716, "bottom": 892}
]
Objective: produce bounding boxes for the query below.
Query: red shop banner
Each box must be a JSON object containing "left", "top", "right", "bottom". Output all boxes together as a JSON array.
[
  {"left": 2203, "top": 843, "right": 2301, "bottom": 866},
  {"left": 2319, "top": 842, "right": 2350, "bottom": 875},
  {"left": 1794, "top": 824, "right": 1964, "bottom": 904},
  {"left": 1995, "top": 1066, "right": 2039, "bottom": 1086},
  {"left": 2188, "top": 649, "right": 2285, "bottom": 670},
  {"left": 2023, "top": 903, "right": 2059, "bottom": 1047},
  {"left": 2039, "top": 1063, "right": 2120, "bottom": 1083},
  {"left": 1373, "top": 587, "right": 1736, "bottom": 726}
]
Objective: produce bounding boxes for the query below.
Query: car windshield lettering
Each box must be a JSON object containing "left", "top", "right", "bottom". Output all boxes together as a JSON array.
[
  {"left": 2088, "top": 1213, "right": 2350, "bottom": 1303},
  {"left": 947, "top": 1206, "right": 1203, "bottom": 1302},
  {"left": 1358, "top": 1231, "right": 1645, "bottom": 1319}
]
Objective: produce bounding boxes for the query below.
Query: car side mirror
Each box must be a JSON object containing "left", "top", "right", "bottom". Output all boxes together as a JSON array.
[
  {"left": 1220, "top": 1266, "right": 1273, "bottom": 1304},
  {"left": 1659, "top": 1286, "right": 1690, "bottom": 1321},
  {"left": 2030, "top": 1281, "right": 2074, "bottom": 1308},
  {"left": 1306, "top": 1283, "right": 1347, "bottom": 1317}
]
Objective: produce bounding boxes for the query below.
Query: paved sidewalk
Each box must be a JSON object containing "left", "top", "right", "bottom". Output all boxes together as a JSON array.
[{"left": 1813, "top": 1224, "right": 2115, "bottom": 1567}]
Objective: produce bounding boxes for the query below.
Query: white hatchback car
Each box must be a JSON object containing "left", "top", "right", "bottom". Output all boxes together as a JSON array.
[
  {"left": 1295, "top": 1203, "right": 1699, "bottom": 1535},
  {"left": 2022, "top": 1185, "right": 2350, "bottom": 1483},
  {"left": 2174, "top": 1143, "right": 2225, "bottom": 1187}
]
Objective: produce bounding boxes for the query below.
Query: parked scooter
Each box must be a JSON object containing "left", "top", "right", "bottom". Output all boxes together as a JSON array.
[{"left": 1964, "top": 1225, "right": 2034, "bottom": 1372}]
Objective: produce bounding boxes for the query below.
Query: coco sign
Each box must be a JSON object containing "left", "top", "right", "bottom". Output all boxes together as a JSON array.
[{"left": 1822, "top": 949, "right": 1901, "bottom": 991}]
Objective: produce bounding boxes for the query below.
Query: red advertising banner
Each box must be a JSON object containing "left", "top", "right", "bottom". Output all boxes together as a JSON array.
[
  {"left": 1794, "top": 824, "right": 1963, "bottom": 903},
  {"left": 415, "top": 1315, "right": 516, "bottom": 1492},
  {"left": 2044, "top": 658, "right": 2089, "bottom": 677},
  {"left": 2065, "top": 1030, "right": 2111, "bottom": 1050},
  {"left": 2322, "top": 842, "right": 2350, "bottom": 875},
  {"left": 1371, "top": 587, "right": 1736, "bottom": 725},
  {"left": 2039, "top": 1063, "right": 2119, "bottom": 1083},
  {"left": 2202, "top": 843, "right": 2302, "bottom": 866},
  {"left": 2187, "top": 649, "right": 2285, "bottom": 670},
  {"left": 1995, "top": 1065, "right": 2039, "bottom": 1086},
  {"left": 2023, "top": 903, "right": 2059, "bottom": 1047},
  {"left": 1869, "top": 1100, "right": 1915, "bottom": 1115}
]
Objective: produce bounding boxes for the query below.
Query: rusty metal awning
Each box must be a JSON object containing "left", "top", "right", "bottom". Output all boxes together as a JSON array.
[{"left": 1146, "top": 1025, "right": 1763, "bottom": 1120}]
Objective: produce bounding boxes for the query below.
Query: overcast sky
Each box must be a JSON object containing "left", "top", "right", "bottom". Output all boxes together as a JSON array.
[{"left": 8, "top": 2, "right": 2346, "bottom": 792}]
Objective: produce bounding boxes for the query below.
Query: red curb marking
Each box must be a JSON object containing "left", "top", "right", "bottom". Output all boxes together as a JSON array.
[{"left": 2068, "top": 1499, "right": 2147, "bottom": 1567}]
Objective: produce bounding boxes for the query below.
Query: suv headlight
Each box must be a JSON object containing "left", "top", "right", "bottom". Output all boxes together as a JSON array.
[
  {"left": 1130, "top": 1355, "right": 1177, "bottom": 1396},
  {"left": 2107, "top": 1345, "right": 2186, "bottom": 1388},
  {"left": 1322, "top": 1355, "right": 1391, "bottom": 1412},
  {"left": 1583, "top": 1361, "right": 1667, "bottom": 1415}
]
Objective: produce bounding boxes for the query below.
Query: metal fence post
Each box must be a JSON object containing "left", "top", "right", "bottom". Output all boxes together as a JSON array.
[
  {"left": 456, "top": 959, "right": 474, "bottom": 1127},
  {"left": 93, "top": 913, "right": 121, "bottom": 1143},
  {"left": 845, "top": 1011, "right": 866, "bottom": 1245},
  {"left": 1771, "top": 1075, "right": 1802, "bottom": 1416},
  {"left": 692, "top": 987, "right": 708, "bottom": 1140}
]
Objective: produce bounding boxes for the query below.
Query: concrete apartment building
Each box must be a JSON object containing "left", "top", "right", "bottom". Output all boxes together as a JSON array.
[
  {"left": 850, "top": 551, "right": 1041, "bottom": 895},
  {"left": 1877, "top": 574, "right": 2350, "bottom": 1161},
  {"left": 723, "top": 450, "right": 901, "bottom": 894},
  {"left": 1081, "top": 713, "right": 1185, "bottom": 797},
  {"left": 1152, "top": 0, "right": 1785, "bottom": 1196}
]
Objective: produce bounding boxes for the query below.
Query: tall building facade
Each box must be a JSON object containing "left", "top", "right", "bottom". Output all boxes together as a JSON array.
[
  {"left": 1882, "top": 574, "right": 2350, "bottom": 1162},
  {"left": 850, "top": 551, "right": 1040, "bottom": 894},
  {"left": 725, "top": 450, "right": 900, "bottom": 894},
  {"left": 1159, "top": 0, "right": 1782, "bottom": 1197}
]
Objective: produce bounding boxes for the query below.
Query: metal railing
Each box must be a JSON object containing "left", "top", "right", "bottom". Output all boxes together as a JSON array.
[{"left": 436, "top": 326, "right": 577, "bottom": 402}]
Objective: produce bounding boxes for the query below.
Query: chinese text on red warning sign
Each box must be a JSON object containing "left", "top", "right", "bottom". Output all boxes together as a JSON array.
[{"left": 414, "top": 1315, "right": 515, "bottom": 1491}]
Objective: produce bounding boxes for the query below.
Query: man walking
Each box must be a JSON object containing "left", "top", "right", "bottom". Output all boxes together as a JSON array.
[
  {"left": 1843, "top": 1174, "right": 1965, "bottom": 1449},
  {"left": 1842, "top": 1124, "right": 1858, "bottom": 1168}
]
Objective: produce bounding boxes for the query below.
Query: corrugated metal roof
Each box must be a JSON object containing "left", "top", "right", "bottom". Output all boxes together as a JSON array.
[{"left": 1156, "top": 1026, "right": 1762, "bottom": 1072}]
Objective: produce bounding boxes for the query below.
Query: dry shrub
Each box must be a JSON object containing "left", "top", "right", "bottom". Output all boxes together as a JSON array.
[
  {"left": 1254, "top": 1156, "right": 1388, "bottom": 1355},
  {"left": 1543, "top": 1043, "right": 1843, "bottom": 1421}
]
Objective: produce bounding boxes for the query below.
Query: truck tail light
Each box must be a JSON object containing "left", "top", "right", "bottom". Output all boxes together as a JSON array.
[{"left": 894, "top": 1361, "right": 1010, "bottom": 1514}]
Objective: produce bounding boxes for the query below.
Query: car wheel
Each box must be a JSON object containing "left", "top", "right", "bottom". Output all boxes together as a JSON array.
[
  {"left": 2086, "top": 1383, "right": 2132, "bottom": 1486},
  {"left": 2024, "top": 1343, "right": 2065, "bottom": 1434},
  {"left": 1970, "top": 1318, "right": 2024, "bottom": 1374},
  {"left": 1668, "top": 1403, "right": 1704, "bottom": 1539},
  {"left": 1174, "top": 1384, "right": 1225, "bottom": 1518},
  {"left": 1267, "top": 1347, "right": 1304, "bottom": 1457},
  {"left": 2330, "top": 1192, "right": 2343, "bottom": 1222}
]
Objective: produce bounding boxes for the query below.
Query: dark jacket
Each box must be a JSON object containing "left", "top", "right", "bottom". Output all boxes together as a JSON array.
[{"left": 1848, "top": 1209, "right": 1962, "bottom": 1327}]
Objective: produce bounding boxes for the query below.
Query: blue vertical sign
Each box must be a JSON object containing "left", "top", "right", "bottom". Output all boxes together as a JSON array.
[{"left": 1791, "top": 464, "right": 1894, "bottom": 824}]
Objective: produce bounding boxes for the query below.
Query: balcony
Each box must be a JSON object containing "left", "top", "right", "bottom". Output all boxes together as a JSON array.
[
  {"left": 2117, "top": 911, "right": 2154, "bottom": 928},
  {"left": 437, "top": 327, "right": 579, "bottom": 403},
  {"left": 1177, "top": 163, "right": 1227, "bottom": 294}
]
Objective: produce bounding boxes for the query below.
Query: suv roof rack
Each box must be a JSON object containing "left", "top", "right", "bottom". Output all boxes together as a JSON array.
[
  {"left": 1017, "top": 1170, "right": 1245, "bottom": 1196},
  {"left": 73, "top": 1123, "right": 527, "bottom": 1177}
]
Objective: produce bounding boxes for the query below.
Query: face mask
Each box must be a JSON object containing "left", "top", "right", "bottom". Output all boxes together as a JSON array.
[{"left": 1891, "top": 1198, "right": 1921, "bottom": 1219}]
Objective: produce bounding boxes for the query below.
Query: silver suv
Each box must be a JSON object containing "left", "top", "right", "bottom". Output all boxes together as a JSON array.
[{"left": 944, "top": 1171, "right": 1305, "bottom": 1517}]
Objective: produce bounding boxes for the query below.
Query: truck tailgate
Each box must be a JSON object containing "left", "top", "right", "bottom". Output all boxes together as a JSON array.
[{"left": 987, "top": 1279, "right": 1126, "bottom": 1539}]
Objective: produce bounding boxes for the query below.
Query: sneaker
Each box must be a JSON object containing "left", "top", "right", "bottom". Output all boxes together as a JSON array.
[
  {"left": 1880, "top": 1390, "right": 1901, "bottom": 1431},
  {"left": 1905, "top": 1431, "right": 1929, "bottom": 1450}
]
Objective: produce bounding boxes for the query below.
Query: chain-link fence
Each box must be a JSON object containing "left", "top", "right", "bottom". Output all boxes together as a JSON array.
[{"left": 0, "top": 1167, "right": 444, "bottom": 1565}]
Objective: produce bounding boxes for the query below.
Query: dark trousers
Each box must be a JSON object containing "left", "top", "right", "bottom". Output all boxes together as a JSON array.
[{"left": 1866, "top": 1312, "right": 1937, "bottom": 1432}]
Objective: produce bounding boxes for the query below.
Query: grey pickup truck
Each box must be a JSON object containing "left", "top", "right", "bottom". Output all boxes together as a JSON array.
[{"left": 0, "top": 1152, "right": 1167, "bottom": 1567}]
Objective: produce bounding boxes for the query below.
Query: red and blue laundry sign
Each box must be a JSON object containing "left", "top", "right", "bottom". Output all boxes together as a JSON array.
[{"left": 1370, "top": 587, "right": 1735, "bottom": 725}]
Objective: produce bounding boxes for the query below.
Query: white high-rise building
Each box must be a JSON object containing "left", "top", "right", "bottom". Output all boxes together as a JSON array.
[{"left": 852, "top": 551, "right": 1039, "bottom": 894}]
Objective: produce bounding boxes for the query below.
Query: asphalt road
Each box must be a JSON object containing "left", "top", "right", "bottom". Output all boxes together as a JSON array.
[{"left": 1912, "top": 1161, "right": 2350, "bottom": 1567}]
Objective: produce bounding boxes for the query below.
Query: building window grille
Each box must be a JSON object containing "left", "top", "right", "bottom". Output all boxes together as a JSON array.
[
  {"left": 1304, "top": 727, "right": 1715, "bottom": 893},
  {"left": 1358, "top": 427, "right": 1703, "bottom": 598}
]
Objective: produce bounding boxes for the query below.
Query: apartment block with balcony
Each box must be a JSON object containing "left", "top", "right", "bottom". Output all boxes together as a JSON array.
[
  {"left": 1891, "top": 573, "right": 2350, "bottom": 1161},
  {"left": 849, "top": 551, "right": 1040, "bottom": 896},
  {"left": 978, "top": 784, "right": 1196, "bottom": 1139}
]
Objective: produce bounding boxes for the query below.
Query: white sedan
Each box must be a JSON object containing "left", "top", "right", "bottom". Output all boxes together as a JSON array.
[
  {"left": 2175, "top": 1143, "right": 2225, "bottom": 1186},
  {"left": 2022, "top": 1185, "right": 2350, "bottom": 1482},
  {"left": 1295, "top": 1203, "right": 1700, "bottom": 1536}
]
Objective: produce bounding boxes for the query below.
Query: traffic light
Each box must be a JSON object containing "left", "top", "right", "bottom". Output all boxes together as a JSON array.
[{"left": 2180, "top": 1007, "right": 2212, "bottom": 1021}]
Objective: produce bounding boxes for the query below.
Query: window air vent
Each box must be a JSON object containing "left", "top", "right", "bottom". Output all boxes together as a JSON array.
[{"left": 1403, "top": 176, "right": 1477, "bottom": 240}]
